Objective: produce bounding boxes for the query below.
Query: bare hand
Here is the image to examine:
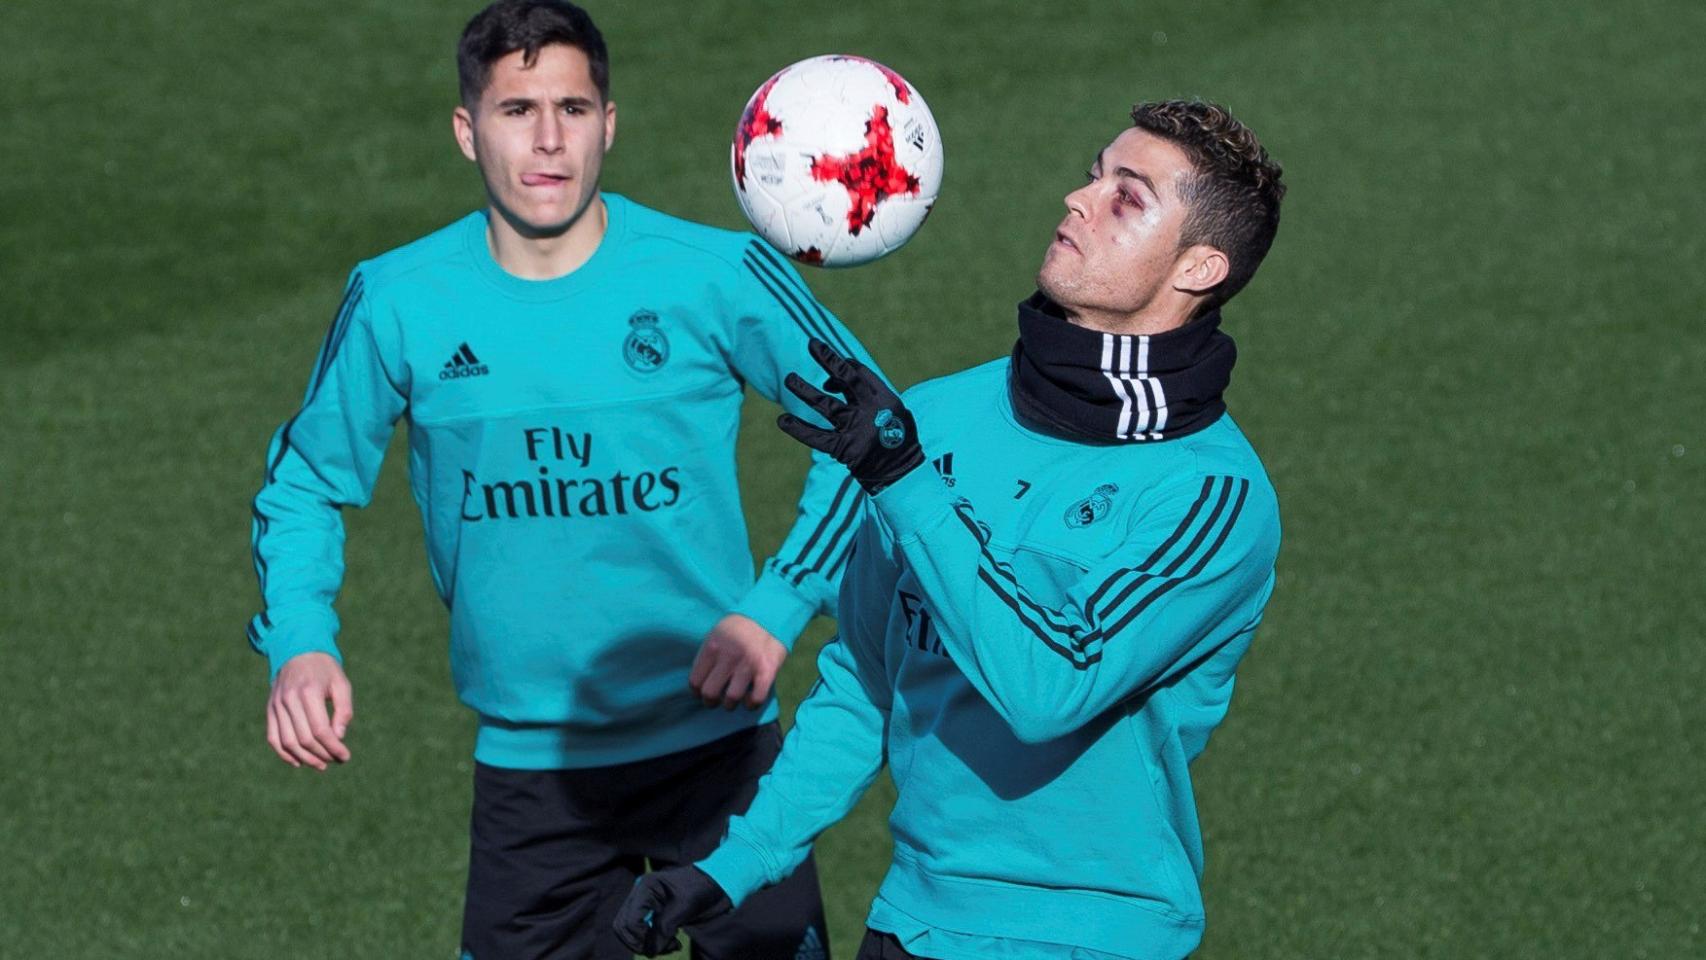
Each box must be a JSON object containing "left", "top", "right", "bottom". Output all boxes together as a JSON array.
[
  {"left": 267, "top": 652, "right": 354, "bottom": 770},
  {"left": 688, "top": 614, "right": 788, "bottom": 710}
]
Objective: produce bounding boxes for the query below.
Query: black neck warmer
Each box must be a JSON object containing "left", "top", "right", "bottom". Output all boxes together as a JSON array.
[{"left": 1007, "top": 292, "right": 1236, "bottom": 444}]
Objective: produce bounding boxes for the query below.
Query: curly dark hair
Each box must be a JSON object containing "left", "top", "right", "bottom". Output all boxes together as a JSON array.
[
  {"left": 1130, "top": 100, "right": 1285, "bottom": 310},
  {"left": 457, "top": 0, "right": 609, "bottom": 107}
]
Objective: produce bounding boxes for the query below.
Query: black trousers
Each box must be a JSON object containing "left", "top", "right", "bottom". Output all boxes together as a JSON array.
[{"left": 460, "top": 722, "right": 828, "bottom": 960}]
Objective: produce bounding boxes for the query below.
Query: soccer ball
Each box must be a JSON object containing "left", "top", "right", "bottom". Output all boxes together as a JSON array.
[{"left": 731, "top": 55, "right": 943, "bottom": 268}]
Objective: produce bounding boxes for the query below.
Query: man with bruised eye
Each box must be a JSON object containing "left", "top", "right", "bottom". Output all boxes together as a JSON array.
[{"left": 618, "top": 99, "right": 1288, "bottom": 960}]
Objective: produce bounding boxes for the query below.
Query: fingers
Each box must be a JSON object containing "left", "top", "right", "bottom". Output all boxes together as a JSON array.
[
  {"left": 612, "top": 878, "right": 681, "bottom": 955},
  {"left": 806, "top": 338, "right": 856, "bottom": 383},
  {"left": 721, "top": 665, "right": 754, "bottom": 710},
  {"left": 265, "top": 698, "right": 298, "bottom": 767},
  {"left": 807, "top": 337, "right": 885, "bottom": 400},
  {"left": 777, "top": 413, "right": 838, "bottom": 453},
  {"left": 609, "top": 883, "right": 651, "bottom": 952},
  {"left": 284, "top": 694, "right": 333, "bottom": 770},
  {"left": 783, "top": 372, "right": 848, "bottom": 423},
  {"left": 306, "top": 689, "right": 351, "bottom": 764},
  {"left": 746, "top": 662, "right": 777, "bottom": 709},
  {"left": 272, "top": 684, "right": 349, "bottom": 769},
  {"left": 687, "top": 641, "right": 715, "bottom": 695},
  {"left": 330, "top": 673, "right": 354, "bottom": 743},
  {"left": 696, "top": 656, "right": 735, "bottom": 708},
  {"left": 271, "top": 692, "right": 320, "bottom": 770},
  {"left": 266, "top": 654, "right": 356, "bottom": 772}
]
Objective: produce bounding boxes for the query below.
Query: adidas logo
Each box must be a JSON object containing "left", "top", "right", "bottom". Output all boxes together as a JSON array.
[
  {"left": 439, "top": 342, "right": 490, "bottom": 381},
  {"left": 931, "top": 452, "right": 956, "bottom": 486},
  {"left": 793, "top": 927, "right": 827, "bottom": 960}
]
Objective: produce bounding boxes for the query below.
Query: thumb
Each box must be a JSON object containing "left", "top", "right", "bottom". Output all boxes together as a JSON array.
[{"left": 331, "top": 675, "right": 355, "bottom": 739}]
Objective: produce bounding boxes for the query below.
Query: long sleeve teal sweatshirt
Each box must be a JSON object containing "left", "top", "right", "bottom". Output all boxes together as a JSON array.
[
  {"left": 699, "top": 357, "right": 1280, "bottom": 958},
  {"left": 248, "top": 193, "right": 881, "bottom": 769}
]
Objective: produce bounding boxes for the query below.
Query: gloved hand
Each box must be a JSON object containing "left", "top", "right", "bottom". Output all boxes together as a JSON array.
[
  {"left": 778, "top": 339, "right": 925, "bottom": 495},
  {"left": 611, "top": 865, "right": 733, "bottom": 956}
]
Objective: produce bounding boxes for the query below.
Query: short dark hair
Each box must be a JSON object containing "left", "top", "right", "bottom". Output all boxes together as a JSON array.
[
  {"left": 457, "top": 0, "right": 609, "bottom": 107},
  {"left": 1130, "top": 99, "right": 1285, "bottom": 310}
]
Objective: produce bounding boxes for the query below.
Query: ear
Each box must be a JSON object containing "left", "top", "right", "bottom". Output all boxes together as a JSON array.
[
  {"left": 453, "top": 105, "right": 478, "bottom": 164},
  {"left": 603, "top": 99, "right": 618, "bottom": 151},
  {"left": 1172, "top": 244, "right": 1229, "bottom": 295}
]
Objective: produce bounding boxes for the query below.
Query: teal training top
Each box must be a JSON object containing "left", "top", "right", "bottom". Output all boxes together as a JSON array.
[
  {"left": 699, "top": 358, "right": 1281, "bottom": 959},
  {"left": 248, "top": 193, "right": 879, "bottom": 769}
]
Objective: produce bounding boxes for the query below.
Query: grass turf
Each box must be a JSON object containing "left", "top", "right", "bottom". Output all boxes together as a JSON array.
[{"left": 1, "top": 0, "right": 1701, "bottom": 956}]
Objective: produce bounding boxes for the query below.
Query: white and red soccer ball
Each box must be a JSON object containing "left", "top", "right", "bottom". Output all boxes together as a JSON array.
[{"left": 731, "top": 55, "right": 943, "bottom": 267}]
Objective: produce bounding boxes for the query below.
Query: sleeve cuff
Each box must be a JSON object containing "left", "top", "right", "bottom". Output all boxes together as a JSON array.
[
  {"left": 251, "top": 609, "right": 343, "bottom": 683},
  {"left": 871, "top": 463, "right": 958, "bottom": 542},
  {"left": 732, "top": 570, "right": 818, "bottom": 651},
  {"left": 696, "top": 832, "right": 776, "bottom": 909}
]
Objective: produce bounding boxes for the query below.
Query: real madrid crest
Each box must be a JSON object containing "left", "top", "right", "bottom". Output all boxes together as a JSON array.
[
  {"left": 623, "top": 310, "right": 670, "bottom": 373},
  {"left": 873, "top": 408, "right": 907, "bottom": 449},
  {"left": 1065, "top": 483, "right": 1119, "bottom": 529}
]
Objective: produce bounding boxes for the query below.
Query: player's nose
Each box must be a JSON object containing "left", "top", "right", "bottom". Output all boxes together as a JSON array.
[
  {"left": 534, "top": 113, "right": 565, "bottom": 153},
  {"left": 1063, "top": 182, "right": 1091, "bottom": 219}
]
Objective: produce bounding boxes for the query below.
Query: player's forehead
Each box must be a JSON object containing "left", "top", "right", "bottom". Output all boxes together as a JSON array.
[
  {"left": 1095, "top": 128, "right": 1193, "bottom": 199},
  {"left": 480, "top": 43, "right": 601, "bottom": 102}
]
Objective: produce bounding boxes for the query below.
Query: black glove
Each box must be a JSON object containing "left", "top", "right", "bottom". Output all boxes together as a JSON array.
[
  {"left": 611, "top": 865, "right": 733, "bottom": 956},
  {"left": 778, "top": 339, "right": 925, "bottom": 495}
]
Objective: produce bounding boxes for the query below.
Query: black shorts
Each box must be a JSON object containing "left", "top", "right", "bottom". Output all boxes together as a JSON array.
[
  {"left": 855, "top": 928, "right": 924, "bottom": 959},
  {"left": 460, "top": 722, "right": 828, "bottom": 960}
]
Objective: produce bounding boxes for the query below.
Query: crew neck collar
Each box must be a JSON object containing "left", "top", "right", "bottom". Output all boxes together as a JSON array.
[{"left": 464, "top": 192, "right": 628, "bottom": 302}]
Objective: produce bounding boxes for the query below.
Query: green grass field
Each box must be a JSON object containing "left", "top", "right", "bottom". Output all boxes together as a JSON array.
[{"left": 3, "top": 1, "right": 1702, "bottom": 956}]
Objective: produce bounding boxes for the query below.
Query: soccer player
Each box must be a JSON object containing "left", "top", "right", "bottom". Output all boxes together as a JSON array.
[
  {"left": 247, "top": 1, "right": 878, "bottom": 956},
  {"left": 613, "top": 100, "right": 1286, "bottom": 959}
]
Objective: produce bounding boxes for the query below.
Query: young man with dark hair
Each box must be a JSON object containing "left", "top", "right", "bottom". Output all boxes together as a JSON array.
[
  {"left": 616, "top": 100, "right": 1286, "bottom": 960},
  {"left": 248, "top": 1, "right": 870, "bottom": 956}
]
